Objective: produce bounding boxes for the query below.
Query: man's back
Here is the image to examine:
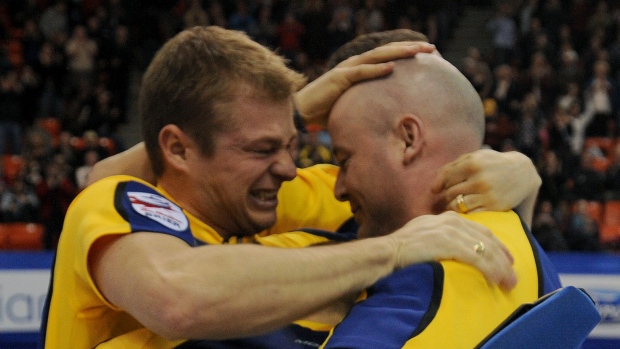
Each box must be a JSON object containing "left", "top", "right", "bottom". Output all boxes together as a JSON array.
[{"left": 322, "top": 211, "right": 561, "bottom": 349}]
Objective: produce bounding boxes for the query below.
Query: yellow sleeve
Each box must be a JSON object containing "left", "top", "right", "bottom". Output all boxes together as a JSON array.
[{"left": 265, "top": 164, "right": 353, "bottom": 235}]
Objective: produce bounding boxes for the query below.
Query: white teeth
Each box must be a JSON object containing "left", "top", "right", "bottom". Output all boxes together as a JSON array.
[{"left": 254, "top": 191, "right": 277, "bottom": 201}]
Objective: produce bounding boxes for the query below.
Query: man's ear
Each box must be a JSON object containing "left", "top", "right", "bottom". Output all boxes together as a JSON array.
[
  {"left": 398, "top": 114, "right": 424, "bottom": 165},
  {"left": 159, "top": 124, "right": 190, "bottom": 172}
]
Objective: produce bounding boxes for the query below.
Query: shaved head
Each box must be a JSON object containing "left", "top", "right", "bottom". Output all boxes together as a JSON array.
[
  {"left": 328, "top": 54, "right": 486, "bottom": 236},
  {"left": 332, "top": 53, "right": 484, "bottom": 156}
]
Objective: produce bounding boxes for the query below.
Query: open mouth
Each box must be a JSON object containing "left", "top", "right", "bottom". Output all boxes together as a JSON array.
[{"left": 250, "top": 189, "right": 279, "bottom": 208}]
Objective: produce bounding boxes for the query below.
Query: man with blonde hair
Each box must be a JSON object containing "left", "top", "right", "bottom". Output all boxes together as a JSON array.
[{"left": 40, "top": 26, "right": 540, "bottom": 348}]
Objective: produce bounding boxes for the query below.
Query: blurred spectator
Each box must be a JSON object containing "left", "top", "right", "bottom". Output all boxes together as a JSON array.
[
  {"left": 491, "top": 64, "right": 523, "bottom": 120},
  {"left": 587, "top": 1, "right": 614, "bottom": 43},
  {"left": 565, "top": 199, "right": 602, "bottom": 251},
  {"left": 52, "top": 130, "right": 78, "bottom": 168},
  {"left": 0, "top": 179, "right": 5, "bottom": 221},
  {"left": 33, "top": 41, "right": 65, "bottom": 119},
  {"left": 0, "top": 178, "right": 39, "bottom": 222},
  {"left": 228, "top": 0, "right": 256, "bottom": 34},
  {"left": 35, "top": 157, "right": 76, "bottom": 249},
  {"left": 104, "top": 25, "right": 132, "bottom": 124},
  {"left": 328, "top": 5, "right": 355, "bottom": 55},
  {"left": 21, "top": 65, "right": 41, "bottom": 125},
  {"left": 520, "top": 17, "right": 545, "bottom": 68},
  {"left": 568, "top": 148, "right": 606, "bottom": 201},
  {"left": 277, "top": 11, "right": 305, "bottom": 61},
  {"left": 182, "top": 0, "right": 209, "bottom": 29},
  {"left": 65, "top": 25, "right": 98, "bottom": 89},
  {"left": 23, "top": 128, "right": 52, "bottom": 165},
  {"left": 22, "top": 18, "right": 43, "bottom": 67},
  {"left": 522, "top": 51, "right": 556, "bottom": 112},
  {"left": 39, "top": 1, "right": 68, "bottom": 41},
  {"left": 75, "top": 130, "right": 110, "bottom": 167},
  {"left": 0, "top": 70, "right": 24, "bottom": 155},
  {"left": 208, "top": 1, "right": 227, "bottom": 28},
  {"left": 538, "top": 150, "right": 569, "bottom": 207},
  {"left": 567, "top": 98, "right": 596, "bottom": 157},
  {"left": 604, "top": 141, "right": 620, "bottom": 194},
  {"left": 487, "top": 3, "right": 517, "bottom": 66},
  {"left": 253, "top": 5, "right": 278, "bottom": 49},
  {"left": 558, "top": 81, "right": 582, "bottom": 110},
  {"left": 462, "top": 47, "right": 493, "bottom": 99},
  {"left": 583, "top": 59, "right": 619, "bottom": 137},
  {"left": 514, "top": 92, "right": 545, "bottom": 159},
  {"left": 540, "top": 0, "right": 568, "bottom": 45},
  {"left": 519, "top": 0, "right": 540, "bottom": 37},
  {"left": 532, "top": 200, "right": 569, "bottom": 251},
  {"left": 75, "top": 149, "right": 100, "bottom": 190},
  {"left": 547, "top": 103, "right": 576, "bottom": 172}
]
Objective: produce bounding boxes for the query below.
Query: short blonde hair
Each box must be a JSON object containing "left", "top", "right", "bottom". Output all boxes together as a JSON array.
[{"left": 140, "top": 26, "right": 306, "bottom": 176}]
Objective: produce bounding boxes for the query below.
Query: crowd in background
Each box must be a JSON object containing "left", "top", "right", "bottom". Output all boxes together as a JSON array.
[{"left": 0, "top": 0, "right": 619, "bottom": 252}]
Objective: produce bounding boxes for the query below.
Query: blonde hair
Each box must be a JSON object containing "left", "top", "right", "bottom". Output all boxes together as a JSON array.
[{"left": 140, "top": 26, "right": 306, "bottom": 176}]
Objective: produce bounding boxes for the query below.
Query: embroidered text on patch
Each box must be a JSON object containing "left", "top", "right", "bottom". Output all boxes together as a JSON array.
[{"left": 128, "top": 192, "right": 189, "bottom": 231}]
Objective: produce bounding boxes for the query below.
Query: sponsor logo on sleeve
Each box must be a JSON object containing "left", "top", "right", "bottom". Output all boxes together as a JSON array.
[{"left": 128, "top": 192, "right": 189, "bottom": 231}]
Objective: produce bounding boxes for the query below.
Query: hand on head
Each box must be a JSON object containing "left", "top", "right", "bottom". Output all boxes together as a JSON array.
[{"left": 294, "top": 42, "right": 436, "bottom": 127}]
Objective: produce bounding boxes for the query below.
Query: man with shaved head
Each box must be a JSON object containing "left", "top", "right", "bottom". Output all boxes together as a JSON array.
[{"left": 320, "top": 54, "right": 561, "bottom": 348}]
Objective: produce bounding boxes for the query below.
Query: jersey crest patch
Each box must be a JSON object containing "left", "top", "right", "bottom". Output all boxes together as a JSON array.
[{"left": 128, "top": 191, "right": 189, "bottom": 231}]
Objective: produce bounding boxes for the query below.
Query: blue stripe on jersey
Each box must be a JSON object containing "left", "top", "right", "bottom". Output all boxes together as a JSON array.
[
  {"left": 324, "top": 263, "right": 439, "bottom": 349},
  {"left": 114, "top": 181, "right": 195, "bottom": 245},
  {"left": 514, "top": 211, "right": 562, "bottom": 296}
]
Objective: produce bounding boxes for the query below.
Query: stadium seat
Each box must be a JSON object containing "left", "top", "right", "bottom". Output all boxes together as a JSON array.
[
  {"left": 603, "top": 201, "right": 620, "bottom": 226},
  {"left": 600, "top": 224, "right": 620, "bottom": 244},
  {"left": 475, "top": 286, "right": 601, "bottom": 349},
  {"left": 0, "top": 223, "right": 44, "bottom": 250},
  {"left": 1, "top": 155, "right": 24, "bottom": 185},
  {"left": 584, "top": 137, "right": 614, "bottom": 159},
  {"left": 39, "top": 117, "right": 62, "bottom": 146},
  {"left": 99, "top": 137, "right": 117, "bottom": 155},
  {"left": 571, "top": 200, "right": 604, "bottom": 226}
]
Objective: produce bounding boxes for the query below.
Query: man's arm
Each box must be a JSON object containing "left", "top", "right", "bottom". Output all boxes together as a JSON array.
[
  {"left": 86, "top": 143, "right": 156, "bottom": 185},
  {"left": 90, "top": 211, "right": 514, "bottom": 340},
  {"left": 294, "top": 42, "right": 437, "bottom": 127}
]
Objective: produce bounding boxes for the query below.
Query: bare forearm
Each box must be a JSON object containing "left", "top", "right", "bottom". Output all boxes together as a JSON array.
[
  {"left": 169, "top": 241, "right": 394, "bottom": 339},
  {"left": 101, "top": 235, "right": 395, "bottom": 340}
]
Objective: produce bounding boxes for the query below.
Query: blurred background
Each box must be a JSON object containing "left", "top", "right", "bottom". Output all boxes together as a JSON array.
[{"left": 0, "top": 1, "right": 619, "bottom": 348}]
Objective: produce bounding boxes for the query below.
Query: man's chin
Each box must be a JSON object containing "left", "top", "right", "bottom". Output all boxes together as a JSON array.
[{"left": 250, "top": 213, "right": 278, "bottom": 232}]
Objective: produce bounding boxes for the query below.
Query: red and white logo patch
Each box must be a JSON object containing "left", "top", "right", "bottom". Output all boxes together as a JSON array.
[{"left": 128, "top": 191, "right": 189, "bottom": 231}]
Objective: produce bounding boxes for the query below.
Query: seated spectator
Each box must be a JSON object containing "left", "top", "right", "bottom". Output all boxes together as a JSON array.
[
  {"left": 35, "top": 160, "right": 77, "bottom": 249},
  {"left": 568, "top": 148, "right": 606, "bottom": 201},
  {"left": 604, "top": 141, "right": 620, "bottom": 195},
  {"left": 0, "top": 178, "right": 39, "bottom": 222},
  {"left": 565, "top": 199, "right": 602, "bottom": 252},
  {"left": 75, "top": 149, "right": 100, "bottom": 190},
  {"left": 532, "top": 200, "right": 569, "bottom": 252}
]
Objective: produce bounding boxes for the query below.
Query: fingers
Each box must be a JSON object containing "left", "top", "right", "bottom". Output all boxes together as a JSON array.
[
  {"left": 392, "top": 213, "right": 516, "bottom": 290},
  {"left": 332, "top": 62, "right": 396, "bottom": 88},
  {"left": 432, "top": 152, "right": 480, "bottom": 192},
  {"left": 456, "top": 217, "right": 517, "bottom": 290},
  {"left": 337, "top": 43, "right": 436, "bottom": 68}
]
